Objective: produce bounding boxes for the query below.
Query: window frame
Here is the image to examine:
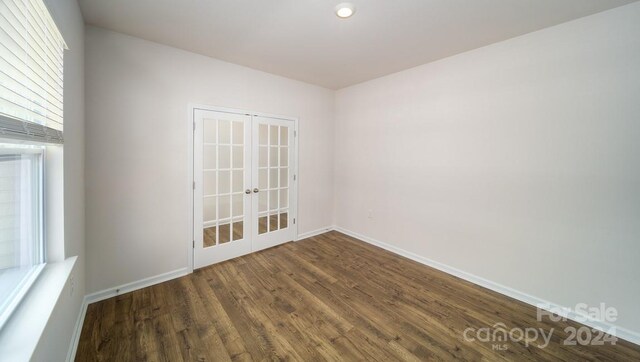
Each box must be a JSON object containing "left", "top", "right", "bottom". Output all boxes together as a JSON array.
[{"left": 0, "top": 145, "right": 46, "bottom": 330}]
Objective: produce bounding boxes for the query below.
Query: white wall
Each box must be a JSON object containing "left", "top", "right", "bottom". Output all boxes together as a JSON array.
[
  {"left": 84, "top": 26, "right": 335, "bottom": 294},
  {"left": 335, "top": 3, "right": 640, "bottom": 333},
  {"left": 82, "top": 0, "right": 639, "bottom": 340}
]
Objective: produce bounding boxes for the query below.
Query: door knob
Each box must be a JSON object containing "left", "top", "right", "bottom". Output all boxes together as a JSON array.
[
  {"left": 253, "top": 188, "right": 259, "bottom": 193},
  {"left": 245, "top": 189, "right": 251, "bottom": 195}
]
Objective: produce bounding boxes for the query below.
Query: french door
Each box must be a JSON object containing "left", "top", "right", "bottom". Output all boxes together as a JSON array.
[{"left": 193, "top": 109, "right": 296, "bottom": 269}]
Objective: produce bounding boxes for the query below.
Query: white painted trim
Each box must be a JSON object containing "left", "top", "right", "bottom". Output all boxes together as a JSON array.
[
  {"left": 0, "top": 257, "right": 76, "bottom": 361},
  {"left": 203, "top": 217, "right": 245, "bottom": 229},
  {"left": 66, "top": 295, "right": 88, "bottom": 362},
  {"left": 84, "top": 267, "right": 189, "bottom": 304},
  {"left": 189, "top": 103, "right": 298, "bottom": 123},
  {"left": 297, "top": 226, "right": 335, "bottom": 240},
  {"left": 0, "top": 263, "right": 45, "bottom": 331},
  {"left": 332, "top": 226, "right": 640, "bottom": 346},
  {"left": 186, "top": 105, "right": 195, "bottom": 274},
  {"left": 293, "top": 117, "right": 299, "bottom": 241}
]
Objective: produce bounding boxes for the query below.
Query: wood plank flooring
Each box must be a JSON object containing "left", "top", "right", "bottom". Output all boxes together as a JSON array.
[{"left": 76, "top": 231, "right": 640, "bottom": 361}]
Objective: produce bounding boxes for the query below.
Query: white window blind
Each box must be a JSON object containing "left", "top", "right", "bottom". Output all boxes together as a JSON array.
[{"left": 0, "top": 0, "right": 65, "bottom": 144}]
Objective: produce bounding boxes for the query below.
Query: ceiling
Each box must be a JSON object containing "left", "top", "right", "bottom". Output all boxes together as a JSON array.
[{"left": 78, "top": 0, "right": 637, "bottom": 89}]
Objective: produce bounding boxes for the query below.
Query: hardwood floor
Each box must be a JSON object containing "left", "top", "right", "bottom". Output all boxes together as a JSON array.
[{"left": 76, "top": 231, "right": 640, "bottom": 361}]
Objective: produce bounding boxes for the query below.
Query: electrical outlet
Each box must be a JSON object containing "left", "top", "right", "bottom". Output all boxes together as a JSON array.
[
  {"left": 69, "top": 274, "right": 75, "bottom": 297},
  {"left": 367, "top": 209, "right": 373, "bottom": 219}
]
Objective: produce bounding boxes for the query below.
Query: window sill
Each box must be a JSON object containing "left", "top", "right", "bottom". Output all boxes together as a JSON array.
[
  {"left": 0, "top": 264, "right": 46, "bottom": 330},
  {"left": 0, "top": 256, "right": 77, "bottom": 361}
]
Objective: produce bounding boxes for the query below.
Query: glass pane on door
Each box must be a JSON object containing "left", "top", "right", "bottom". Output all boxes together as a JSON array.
[
  {"left": 257, "top": 124, "right": 290, "bottom": 235},
  {"left": 202, "top": 116, "right": 245, "bottom": 247}
]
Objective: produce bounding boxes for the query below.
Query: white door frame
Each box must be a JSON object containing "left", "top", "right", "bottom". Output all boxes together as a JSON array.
[{"left": 187, "top": 104, "right": 299, "bottom": 272}]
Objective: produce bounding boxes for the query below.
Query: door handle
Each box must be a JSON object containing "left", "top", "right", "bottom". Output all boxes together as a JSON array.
[
  {"left": 245, "top": 189, "right": 251, "bottom": 195},
  {"left": 253, "top": 188, "right": 259, "bottom": 193}
]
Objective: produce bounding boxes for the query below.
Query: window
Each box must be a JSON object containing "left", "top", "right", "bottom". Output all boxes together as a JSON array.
[
  {"left": 0, "top": 0, "right": 65, "bottom": 329},
  {"left": 0, "top": 147, "right": 44, "bottom": 327}
]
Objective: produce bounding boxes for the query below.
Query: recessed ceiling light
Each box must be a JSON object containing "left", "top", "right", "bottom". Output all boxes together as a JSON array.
[{"left": 335, "top": 3, "right": 355, "bottom": 18}]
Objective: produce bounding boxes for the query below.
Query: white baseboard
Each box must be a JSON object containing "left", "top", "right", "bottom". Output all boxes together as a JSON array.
[
  {"left": 297, "top": 225, "right": 335, "bottom": 240},
  {"left": 333, "top": 226, "right": 640, "bottom": 346},
  {"left": 66, "top": 267, "right": 190, "bottom": 361},
  {"left": 66, "top": 295, "right": 88, "bottom": 362},
  {"left": 84, "top": 267, "right": 190, "bottom": 304}
]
